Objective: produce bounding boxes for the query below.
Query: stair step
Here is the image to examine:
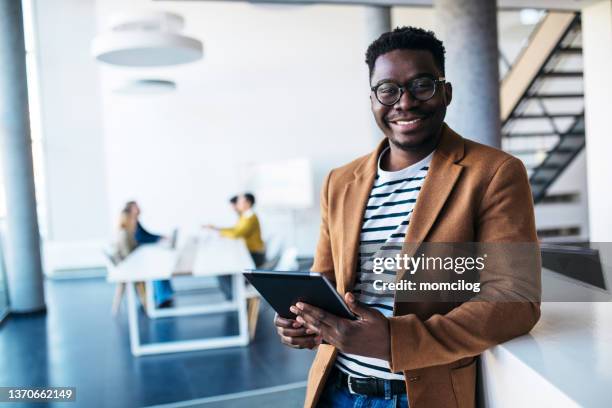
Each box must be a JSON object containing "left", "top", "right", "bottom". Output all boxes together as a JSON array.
[
  {"left": 503, "top": 131, "right": 584, "bottom": 138},
  {"left": 558, "top": 46, "right": 582, "bottom": 54},
  {"left": 527, "top": 93, "right": 584, "bottom": 99},
  {"left": 511, "top": 113, "right": 582, "bottom": 119},
  {"left": 531, "top": 177, "right": 551, "bottom": 185},
  {"left": 562, "top": 132, "right": 585, "bottom": 137},
  {"left": 541, "top": 71, "right": 583, "bottom": 78},
  {"left": 552, "top": 147, "right": 580, "bottom": 154},
  {"left": 509, "top": 147, "right": 578, "bottom": 155},
  {"left": 538, "top": 163, "right": 565, "bottom": 170},
  {"left": 502, "top": 132, "right": 584, "bottom": 137},
  {"left": 503, "top": 131, "right": 557, "bottom": 137},
  {"left": 508, "top": 149, "right": 547, "bottom": 155}
]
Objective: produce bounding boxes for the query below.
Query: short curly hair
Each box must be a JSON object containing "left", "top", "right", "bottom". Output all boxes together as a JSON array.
[{"left": 365, "top": 26, "right": 446, "bottom": 79}]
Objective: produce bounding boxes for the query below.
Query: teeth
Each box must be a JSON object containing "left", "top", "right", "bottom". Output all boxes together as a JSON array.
[{"left": 395, "top": 118, "right": 421, "bottom": 125}]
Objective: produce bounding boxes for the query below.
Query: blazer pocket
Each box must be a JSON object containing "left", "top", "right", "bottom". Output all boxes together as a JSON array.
[{"left": 450, "top": 358, "right": 477, "bottom": 408}]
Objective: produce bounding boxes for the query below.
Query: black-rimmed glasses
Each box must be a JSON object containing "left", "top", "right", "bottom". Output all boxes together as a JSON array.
[{"left": 371, "top": 77, "right": 446, "bottom": 106}]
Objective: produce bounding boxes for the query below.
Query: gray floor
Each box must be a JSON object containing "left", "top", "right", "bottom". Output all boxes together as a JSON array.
[
  {"left": 0, "top": 277, "right": 316, "bottom": 407},
  {"left": 146, "top": 382, "right": 307, "bottom": 408}
]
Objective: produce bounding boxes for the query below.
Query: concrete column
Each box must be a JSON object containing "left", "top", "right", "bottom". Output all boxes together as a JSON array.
[
  {"left": 364, "top": 6, "right": 392, "bottom": 46},
  {"left": 0, "top": 0, "right": 45, "bottom": 312},
  {"left": 582, "top": 0, "right": 612, "bottom": 241},
  {"left": 365, "top": 6, "right": 392, "bottom": 142},
  {"left": 434, "top": 0, "right": 501, "bottom": 148}
]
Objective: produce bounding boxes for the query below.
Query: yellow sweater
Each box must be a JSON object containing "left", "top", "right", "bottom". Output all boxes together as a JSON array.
[{"left": 219, "top": 211, "right": 265, "bottom": 253}]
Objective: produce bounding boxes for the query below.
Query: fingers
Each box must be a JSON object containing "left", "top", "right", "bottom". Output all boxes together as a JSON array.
[
  {"left": 280, "top": 333, "right": 322, "bottom": 349},
  {"left": 276, "top": 325, "right": 312, "bottom": 337},
  {"left": 275, "top": 313, "right": 320, "bottom": 349},
  {"left": 294, "top": 303, "right": 339, "bottom": 328},
  {"left": 274, "top": 313, "right": 303, "bottom": 329},
  {"left": 344, "top": 292, "right": 366, "bottom": 318}
]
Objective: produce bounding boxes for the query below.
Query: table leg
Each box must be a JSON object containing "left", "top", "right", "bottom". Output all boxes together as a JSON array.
[
  {"left": 145, "top": 280, "right": 156, "bottom": 318},
  {"left": 233, "top": 273, "right": 250, "bottom": 346},
  {"left": 126, "top": 282, "right": 142, "bottom": 356}
]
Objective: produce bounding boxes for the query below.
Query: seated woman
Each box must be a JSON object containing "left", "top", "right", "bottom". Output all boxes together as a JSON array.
[
  {"left": 112, "top": 209, "right": 146, "bottom": 313},
  {"left": 125, "top": 201, "right": 174, "bottom": 308},
  {"left": 115, "top": 209, "right": 137, "bottom": 262}
]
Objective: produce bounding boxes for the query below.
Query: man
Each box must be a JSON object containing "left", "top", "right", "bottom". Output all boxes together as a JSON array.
[
  {"left": 125, "top": 201, "right": 174, "bottom": 308},
  {"left": 274, "top": 27, "right": 541, "bottom": 408},
  {"left": 204, "top": 193, "right": 266, "bottom": 298}
]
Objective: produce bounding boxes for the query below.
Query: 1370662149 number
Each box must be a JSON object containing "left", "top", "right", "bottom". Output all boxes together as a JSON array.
[{"left": 0, "top": 387, "right": 76, "bottom": 402}]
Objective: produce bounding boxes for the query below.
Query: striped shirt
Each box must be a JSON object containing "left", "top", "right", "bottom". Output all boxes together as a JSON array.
[{"left": 334, "top": 147, "right": 432, "bottom": 380}]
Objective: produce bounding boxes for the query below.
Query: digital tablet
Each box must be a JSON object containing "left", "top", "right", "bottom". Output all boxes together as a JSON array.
[{"left": 243, "top": 270, "right": 357, "bottom": 320}]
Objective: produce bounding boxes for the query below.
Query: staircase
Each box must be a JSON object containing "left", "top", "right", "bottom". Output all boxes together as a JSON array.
[{"left": 500, "top": 12, "right": 585, "bottom": 203}]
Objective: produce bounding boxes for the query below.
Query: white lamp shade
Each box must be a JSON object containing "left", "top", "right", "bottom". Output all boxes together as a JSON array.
[
  {"left": 113, "top": 79, "right": 176, "bottom": 94},
  {"left": 92, "top": 31, "right": 203, "bottom": 67},
  {"left": 109, "top": 11, "right": 185, "bottom": 32}
]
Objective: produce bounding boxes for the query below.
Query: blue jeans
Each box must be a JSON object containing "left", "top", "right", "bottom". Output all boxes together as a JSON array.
[
  {"left": 317, "top": 371, "right": 408, "bottom": 408},
  {"left": 153, "top": 280, "right": 173, "bottom": 305}
]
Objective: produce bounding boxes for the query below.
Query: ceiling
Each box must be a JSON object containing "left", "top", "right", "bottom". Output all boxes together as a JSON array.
[{"left": 155, "top": 0, "right": 598, "bottom": 11}]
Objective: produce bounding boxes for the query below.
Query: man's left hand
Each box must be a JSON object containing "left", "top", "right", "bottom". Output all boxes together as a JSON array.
[{"left": 290, "top": 292, "right": 391, "bottom": 361}]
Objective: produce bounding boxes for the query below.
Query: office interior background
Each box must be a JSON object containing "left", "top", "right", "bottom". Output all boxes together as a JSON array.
[{"left": 0, "top": 0, "right": 610, "bottom": 407}]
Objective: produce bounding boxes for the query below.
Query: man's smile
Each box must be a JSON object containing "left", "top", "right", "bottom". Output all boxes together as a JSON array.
[{"left": 386, "top": 115, "right": 428, "bottom": 132}]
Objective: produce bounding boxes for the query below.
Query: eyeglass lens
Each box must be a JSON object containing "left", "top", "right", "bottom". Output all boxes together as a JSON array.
[{"left": 375, "top": 78, "right": 437, "bottom": 105}]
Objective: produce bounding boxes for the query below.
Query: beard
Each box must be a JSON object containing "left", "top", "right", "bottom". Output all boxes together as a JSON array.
[{"left": 386, "top": 110, "right": 445, "bottom": 152}]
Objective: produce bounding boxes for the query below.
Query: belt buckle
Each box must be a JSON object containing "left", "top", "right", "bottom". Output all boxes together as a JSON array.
[{"left": 346, "top": 375, "right": 358, "bottom": 395}]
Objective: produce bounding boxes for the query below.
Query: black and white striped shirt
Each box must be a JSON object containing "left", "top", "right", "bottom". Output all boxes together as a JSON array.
[{"left": 334, "top": 147, "right": 432, "bottom": 380}]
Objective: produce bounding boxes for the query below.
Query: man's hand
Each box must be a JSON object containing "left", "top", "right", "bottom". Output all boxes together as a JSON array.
[
  {"left": 274, "top": 313, "right": 322, "bottom": 350},
  {"left": 290, "top": 292, "right": 391, "bottom": 361}
]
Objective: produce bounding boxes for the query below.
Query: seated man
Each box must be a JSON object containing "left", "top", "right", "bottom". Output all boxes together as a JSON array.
[
  {"left": 125, "top": 201, "right": 174, "bottom": 308},
  {"left": 204, "top": 193, "right": 266, "bottom": 299}
]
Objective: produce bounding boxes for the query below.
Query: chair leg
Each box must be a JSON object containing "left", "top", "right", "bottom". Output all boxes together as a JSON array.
[
  {"left": 135, "top": 282, "right": 147, "bottom": 309},
  {"left": 247, "top": 297, "right": 261, "bottom": 341},
  {"left": 112, "top": 283, "right": 125, "bottom": 316}
]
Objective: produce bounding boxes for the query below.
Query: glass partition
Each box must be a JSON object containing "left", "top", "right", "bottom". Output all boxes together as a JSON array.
[{"left": 0, "top": 233, "right": 8, "bottom": 322}]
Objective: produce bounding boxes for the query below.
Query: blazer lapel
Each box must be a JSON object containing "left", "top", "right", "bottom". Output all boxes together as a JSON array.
[
  {"left": 339, "top": 142, "right": 387, "bottom": 294},
  {"left": 402, "top": 125, "right": 465, "bottom": 258}
]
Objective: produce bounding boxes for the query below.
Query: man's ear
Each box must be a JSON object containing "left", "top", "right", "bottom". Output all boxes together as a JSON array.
[{"left": 444, "top": 82, "right": 453, "bottom": 106}]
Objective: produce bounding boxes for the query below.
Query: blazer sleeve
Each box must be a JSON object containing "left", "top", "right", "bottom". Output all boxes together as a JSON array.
[
  {"left": 311, "top": 171, "right": 335, "bottom": 283},
  {"left": 388, "top": 157, "right": 542, "bottom": 371}
]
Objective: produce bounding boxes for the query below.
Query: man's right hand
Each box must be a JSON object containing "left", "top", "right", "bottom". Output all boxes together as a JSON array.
[{"left": 274, "top": 313, "right": 322, "bottom": 349}]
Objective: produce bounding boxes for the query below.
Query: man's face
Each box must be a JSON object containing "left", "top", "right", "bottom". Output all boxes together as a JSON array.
[
  {"left": 236, "top": 195, "right": 251, "bottom": 213},
  {"left": 370, "top": 49, "right": 452, "bottom": 150}
]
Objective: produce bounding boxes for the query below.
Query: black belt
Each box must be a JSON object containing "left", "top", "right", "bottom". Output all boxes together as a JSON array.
[{"left": 332, "top": 367, "right": 407, "bottom": 397}]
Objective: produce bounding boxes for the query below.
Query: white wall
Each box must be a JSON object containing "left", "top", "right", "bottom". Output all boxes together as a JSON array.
[
  {"left": 96, "top": 1, "right": 377, "bottom": 255},
  {"left": 33, "top": 0, "right": 110, "bottom": 273},
  {"left": 582, "top": 0, "right": 612, "bottom": 242}
]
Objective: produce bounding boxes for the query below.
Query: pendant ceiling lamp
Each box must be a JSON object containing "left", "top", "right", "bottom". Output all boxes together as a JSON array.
[
  {"left": 92, "top": 11, "right": 203, "bottom": 67},
  {"left": 113, "top": 79, "right": 177, "bottom": 95}
]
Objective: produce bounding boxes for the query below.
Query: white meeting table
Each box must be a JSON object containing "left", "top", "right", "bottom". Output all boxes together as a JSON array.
[{"left": 107, "top": 233, "right": 255, "bottom": 356}]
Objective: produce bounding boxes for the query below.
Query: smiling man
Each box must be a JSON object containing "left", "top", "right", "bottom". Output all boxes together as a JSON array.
[{"left": 274, "top": 27, "right": 541, "bottom": 408}]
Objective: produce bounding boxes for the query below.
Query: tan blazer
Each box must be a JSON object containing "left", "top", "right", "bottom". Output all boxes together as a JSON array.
[{"left": 305, "top": 124, "right": 541, "bottom": 408}]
